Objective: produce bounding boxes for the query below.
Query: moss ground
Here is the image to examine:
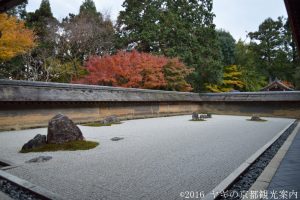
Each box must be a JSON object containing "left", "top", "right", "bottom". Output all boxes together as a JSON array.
[
  {"left": 20, "top": 140, "right": 99, "bottom": 153},
  {"left": 189, "top": 119, "right": 206, "bottom": 121},
  {"left": 81, "top": 122, "right": 122, "bottom": 127},
  {"left": 246, "top": 119, "right": 268, "bottom": 122}
]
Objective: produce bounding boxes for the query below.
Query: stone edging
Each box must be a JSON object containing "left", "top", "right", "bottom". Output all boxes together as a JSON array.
[
  {"left": 0, "top": 191, "right": 13, "bottom": 200},
  {"left": 0, "top": 170, "right": 65, "bottom": 200},
  {"left": 202, "top": 120, "right": 297, "bottom": 200},
  {"left": 242, "top": 123, "right": 300, "bottom": 200}
]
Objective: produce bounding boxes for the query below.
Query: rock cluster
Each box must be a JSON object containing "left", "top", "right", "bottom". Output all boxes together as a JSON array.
[{"left": 21, "top": 114, "right": 84, "bottom": 151}]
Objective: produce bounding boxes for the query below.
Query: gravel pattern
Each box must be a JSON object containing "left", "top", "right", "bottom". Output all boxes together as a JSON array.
[
  {"left": 0, "top": 115, "right": 294, "bottom": 200},
  {"left": 0, "top": 177, "right": 42, "bottom": 200},
  {"left": 218, "top": 121, "right": 298, "bottom": 200}
]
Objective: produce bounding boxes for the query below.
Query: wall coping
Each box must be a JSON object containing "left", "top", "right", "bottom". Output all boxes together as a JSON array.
[
  {"left": 1, "top": 79, "right": 300, "bottom": 102},
  {"left": 0, "top": 79, "right": 195, "bottom": 94}
]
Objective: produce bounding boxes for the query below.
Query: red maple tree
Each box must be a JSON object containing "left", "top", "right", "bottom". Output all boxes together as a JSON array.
[{"left": 75, "top": 51, "right": 193, "bottom": 91}]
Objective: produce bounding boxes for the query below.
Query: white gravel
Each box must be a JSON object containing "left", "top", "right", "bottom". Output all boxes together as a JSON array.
[{"left": 0, "top": 115, "right": 294, "bottom": 200}]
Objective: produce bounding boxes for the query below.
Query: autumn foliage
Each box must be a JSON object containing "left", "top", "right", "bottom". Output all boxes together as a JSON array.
[
  {"left": 206, "top": 65, "right": 245, "bottom": 92},
  {"left": 0, "top": 13, "right": 36, "bottom": 61},
  {"left": 76, "top": 51, "right": 193, "bottom": 91}
]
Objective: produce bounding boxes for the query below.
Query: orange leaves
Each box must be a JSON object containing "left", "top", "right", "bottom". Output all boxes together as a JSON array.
[
  {"left": 76, "top": 50, "right": 193, "bottom": 91},
  {"left": 0, "top": 13, "right": 36, "bottom": 61}
]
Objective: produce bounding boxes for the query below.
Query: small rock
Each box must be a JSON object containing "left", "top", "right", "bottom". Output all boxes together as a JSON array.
[
  {"left": 47, "top": 114, "right": 84, "bottom": 144},
  {"left": 111, "top": 137, "right": 124, "bottom": 141},
  {"left": 26, "top": 156, "right": 52, "bottom": 163},
  {"left": 21, "top": 134, "right": 47, "bottom": 151},
  {"left": 101, "top": 115, "right": 120, "bottom": 125},
  {"left": 199, "top": 113, "right": 212, "bottom": 119},
  {"left": 199, "top": 114, "right": 207, "bottom": 119}
]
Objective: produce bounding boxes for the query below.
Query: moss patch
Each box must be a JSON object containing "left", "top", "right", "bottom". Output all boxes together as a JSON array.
[
  {"left": 20, "top": 140, "right": 99, "bottom": 153},
  {"left": 189, "top": 119, "right": 206, "bottom": 122},
  {"left": 246, "top": 119, "right": 268, "bottom": 122},
  {"left": 82, "top": 122, "right": 122, "bottom": 127}
]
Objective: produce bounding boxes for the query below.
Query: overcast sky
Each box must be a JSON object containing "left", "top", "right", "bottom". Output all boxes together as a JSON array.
[{"left": 27, "top": 0, "right": 288, "bottom": 41}]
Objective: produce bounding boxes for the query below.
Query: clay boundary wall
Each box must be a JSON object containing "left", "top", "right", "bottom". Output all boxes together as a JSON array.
[{"left": 1, "top": 80, "right": 300, "bottom": 131}]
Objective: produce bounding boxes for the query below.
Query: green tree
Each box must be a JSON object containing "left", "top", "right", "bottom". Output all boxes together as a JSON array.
[
  {"left": 26, "top": 0, "right": 56, "bottom": 39},
  {"left": 234, "top": 40, "right": 266, "bottom": 91},
  {"left": 11, "top": 0, "right": 60, "bottom": 81},
  {"left": 217, "top": 29, "right": 236, "bottom": 66},
  {"left": 116, "top": 0, "right": 223, "bottom": 92},
  {"left": 79, "top": 0, "right": 101, "bottom": 18},
  {"left": 248, "top": 17, "right": 292, "bottom": 82}
]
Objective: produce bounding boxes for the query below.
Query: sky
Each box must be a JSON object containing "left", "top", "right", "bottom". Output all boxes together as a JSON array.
[{"left": 27, "top": 0, "right": 288, "bottom": 41}]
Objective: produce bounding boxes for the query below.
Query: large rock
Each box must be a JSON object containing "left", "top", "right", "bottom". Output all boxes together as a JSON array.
[
  {"left": 22, "top": 134, "right": 47, "bottom": 151},
  {"left": 101, "top": 115, "right": 120, "bottom": 125},
  {"left": 250, "top": 114, "right": 262, "bottom": 121},
  {"left": 192, "top": 112, "right": 199, "bottom": 120},
  {"left": 47, "top": 114, "right": 84, "bottom": 144}
]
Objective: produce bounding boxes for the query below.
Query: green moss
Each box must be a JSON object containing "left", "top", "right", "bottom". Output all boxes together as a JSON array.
[
  {"left": 189, "top": 119, "right": 206, "bottom": 122},
  {"left": 81, "top": 122, "right": 122, "bottom": 127},
  {"left": 82, "top": 122, "right": 112, "bottom": 127},
  {"left": 20, "top": 140, "right": 99, "bottom": 153},
  {"left": 246, "top": 119, "right": 267, "bottom": 122}
]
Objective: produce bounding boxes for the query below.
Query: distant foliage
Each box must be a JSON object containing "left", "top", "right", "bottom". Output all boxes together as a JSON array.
[
  {"left": 234, "top": 40, "right": 267, "bottom": 91},
  {"left": 76, "top": 51, "right": 193, "bottom": 91},
  {"left": 217, "top": 29, "right": 236, "bottom": 66},
  {"left": 206, "top": 65, "right": 244, "bottom": 92},
  {"left": 0, "top": 13, "right": 36, "bottom": 61},
  {"left": 248, "top": 17, "right": 299, "bottom": 83},
  {"left": 116, "top": 0, "right": 222, "bottom": 92}
]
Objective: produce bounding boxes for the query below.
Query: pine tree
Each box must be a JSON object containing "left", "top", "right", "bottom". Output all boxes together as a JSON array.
[
  {"left": 79, "top": 0, "right": 101, "bottom": 18},
  {"left": 248, "top": 17, "right": 290, "bottom": 81},
  {"left": 26, "top": 0, "right": 56, "bottom": 39}
]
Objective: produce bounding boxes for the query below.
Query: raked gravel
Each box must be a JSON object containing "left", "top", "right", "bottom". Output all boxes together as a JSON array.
[{"left": 0, "top": 115, "right": 294, "bottom": 200}]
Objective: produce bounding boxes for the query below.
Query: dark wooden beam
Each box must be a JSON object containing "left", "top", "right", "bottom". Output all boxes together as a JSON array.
[
  {"left": 284, "top": 0, "right": 300, "bottom": 55},
  {"left": 0, "top": 0, "right": 26, "bottom": 12}
]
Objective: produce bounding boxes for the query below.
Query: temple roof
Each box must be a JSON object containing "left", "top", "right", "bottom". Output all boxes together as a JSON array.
[{"left": 260, "top": 78, "right": 294, "bottom": 91}]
